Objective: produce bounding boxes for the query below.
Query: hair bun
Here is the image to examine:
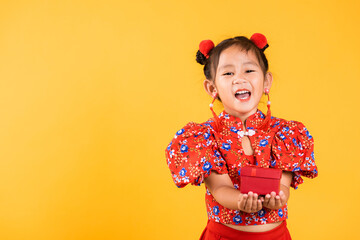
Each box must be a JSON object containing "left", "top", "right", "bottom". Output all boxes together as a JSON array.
[
  {"left": 196, "top": 50, "right": 207, "bottom": 65},
  {"left": 250, "top": 33, "right": 269, "bottom": 51},
  {"left": 196, "top": 39, "right": 214, "bottom": 65}
]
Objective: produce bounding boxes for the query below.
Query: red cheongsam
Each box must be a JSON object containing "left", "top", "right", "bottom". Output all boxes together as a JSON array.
[{"left": 165, "top": 109, "right": 318, "bottom": 226}]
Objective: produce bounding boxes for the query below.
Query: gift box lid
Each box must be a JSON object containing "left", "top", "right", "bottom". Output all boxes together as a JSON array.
[{"left": 240, "top": 166, "right": 282, "bottom": 179}]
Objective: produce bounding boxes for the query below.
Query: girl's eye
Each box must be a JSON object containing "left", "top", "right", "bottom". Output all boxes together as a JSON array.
[
  {"left": 223, "top": 72, "right": 233, "bottom": 75},
  {"left": 246, "top": 70, "right": 255, "bottom": 73}
]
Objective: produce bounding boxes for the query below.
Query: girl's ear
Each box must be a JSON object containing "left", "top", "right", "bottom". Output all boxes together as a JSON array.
[
  {"left": 264, "top": 72, "right": 273, "bottom": 91},
  {"left": 203, "top": 79, "right": 217, "bottom": 97}
]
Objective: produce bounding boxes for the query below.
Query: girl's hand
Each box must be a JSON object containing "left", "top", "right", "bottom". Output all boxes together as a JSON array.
[
  {"left": 237, "top": 191, "right": 263, "bottom": 213},
  {"left": 261, "top": 191, "right": 287, "bottom": 210}
]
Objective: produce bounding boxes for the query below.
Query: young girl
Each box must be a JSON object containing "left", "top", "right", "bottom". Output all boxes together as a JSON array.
[{"left": 165, "top": 33, "right": 318, "bottom": 240}]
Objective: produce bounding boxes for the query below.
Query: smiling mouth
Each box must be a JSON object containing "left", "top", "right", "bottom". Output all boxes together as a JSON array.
[{"left": 235, "top": 90, "right": 251, "bottom": 101}]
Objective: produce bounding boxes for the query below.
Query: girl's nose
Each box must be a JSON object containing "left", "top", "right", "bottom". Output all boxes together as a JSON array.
[{"left": 232, "top": 75, "right": 247, "bottom": 85}]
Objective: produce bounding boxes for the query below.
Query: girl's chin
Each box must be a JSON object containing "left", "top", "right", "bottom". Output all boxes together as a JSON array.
[
  {"left": 225, "top": 107, "right": 258, "bottom": 116},
  {"left": 235, "top": 104, "right": 258, "bottom": 113}
]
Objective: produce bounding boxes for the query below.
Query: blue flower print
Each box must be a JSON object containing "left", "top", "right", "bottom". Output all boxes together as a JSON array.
[
  {"left": 273, "top": 121, "right": 280, "bottom": 127},
  {"left": 271, "top": 160, "right": 276, "bottom": 167},
  {"left": 260, "top": 218, "right": 267, "bottom": 224},
  {"left": 305, "top": 129, "right": 313, "bottom": 139},
  {"left": 176, "top": 129, "right": 184, "bottom": 136},
  {"left": 204, "top": 132, "right": 210, "bottom": 140},
  {"left": 179, "top": 168, "right": 187, "bottom": 177},
  {"left": 313, "top": 168, "right": 318, "bottom": 174},
  {"left": 292, "top": 167, "right": 301, "bottom": 172},
  {"left": 259, "top": 111, "right": 265, "bottom": 119},
  {"left": 311, "top": 151, "right": 315, "bottom": 160},
  {"left": 230, "top": 127, "right": 238, "bottom": 133},
  {"left": 169, "top": 149, "right": 175, "bottom": 158},
  {"left": 214, "top": 150, "right": 221, "bottom": 157},
  {"left": 258, "top": 209, "right": 266, "bottom": 218},
  {"left": 283, "top": 126, "right": 289, "bottom": 132},
  {"left": 279, "top": 133, "right": 286, "bottom": 140},
  {"left": 213, "top": 206, "right": 219, "bottom": 216},
  {"left": 202, "top": 161, "right": 212, "bottom": 171},
  {"left": 233, "top": 215, "right": 242, "bottom": 224},
  {"left": 292, "top": 138, "right": 298, "bottom": 146},
  {"left": 180, "top": 144, "right": 188, "bottom": 153},
  {"left": 167, "top": 142, "right": 172, "bottom": 151},
  {"left": 278, "top": 209, "right": 283, "bottom": 217},
  {"left": 222, "top": 143, "right": 231, "bottom": 151},
  {"left": 259, "top": 139, "right": 268, "bottom": 147},
  {"left": 298, "top": 141, "right": 303, "bottom": 150}
]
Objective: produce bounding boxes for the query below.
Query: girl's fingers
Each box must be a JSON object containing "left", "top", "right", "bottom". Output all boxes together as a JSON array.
[
  {"left": 256, "top": 199, "right": 262, "bottom": 211},
  {"left": 251, "top": 193, "right": 258, "bottom": 211},
  {"left": 249, "top": 192, "right": 262, "bottom": 213},
  {"left": 237, "top": 197, "right": 242, "bottom": 210},
  {"left": 241, "top": 192, "right": 284, "bottom": 212},
  {"left": 268, "top": 192, "right": 276, "bottom": 207},
  {"left": 245, "top": 192, "right": 253, "bottom": 212},
  {"left": 261, "top": 191, "right": 287, "bottom": 210},
  {"left": 275, "top": 194, "right": 281, "bottom": 207},
  {"left": 264, "top": 194, "right": 271, "bottom": 206},
  {"left": 280, "top": 190, "right": 286, "bottom": 204},
  {"left": 239, "top": 194, "right": 248, "bottom": 210}
]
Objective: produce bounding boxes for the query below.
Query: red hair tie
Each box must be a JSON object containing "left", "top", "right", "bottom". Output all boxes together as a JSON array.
[
  {"left": 199, "top": 40, "right": 215, "bottom": 59},
  {"left": 250, "top": 33, "right": 269, "bottom": 51}
]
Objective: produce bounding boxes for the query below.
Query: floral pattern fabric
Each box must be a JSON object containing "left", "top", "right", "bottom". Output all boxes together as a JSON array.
[{"left": 165, "top": 109, "right": 318, "bottom": 226}]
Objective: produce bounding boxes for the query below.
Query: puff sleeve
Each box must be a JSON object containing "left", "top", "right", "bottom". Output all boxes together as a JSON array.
[
  {"left": 270, "top": 120, "right": 318, "bottom": 189},
  {"left": 165, "top": 121, "right": 228, "bottom": 188}
]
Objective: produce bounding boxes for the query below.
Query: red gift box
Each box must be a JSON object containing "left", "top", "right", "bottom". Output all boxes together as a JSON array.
[{"left": 240, "top": 166, "right": 282, "bottom": 195}]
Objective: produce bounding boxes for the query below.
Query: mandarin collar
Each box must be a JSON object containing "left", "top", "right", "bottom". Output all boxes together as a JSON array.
[{"left": 217, "top": 109, "right": 266, "bottom": 131}]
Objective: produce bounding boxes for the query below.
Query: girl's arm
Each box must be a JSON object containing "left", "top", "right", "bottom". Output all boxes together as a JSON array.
[
  {"left": 204, "top": 171, "right": 263, "bottom": 213},
  {"left": 261, "top": 171, "right": 293, "bottom": 209}
]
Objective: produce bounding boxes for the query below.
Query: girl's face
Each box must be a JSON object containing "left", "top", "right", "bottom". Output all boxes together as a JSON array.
[{"left": 205, "top": 45, "right": 272, "bottom": 122}]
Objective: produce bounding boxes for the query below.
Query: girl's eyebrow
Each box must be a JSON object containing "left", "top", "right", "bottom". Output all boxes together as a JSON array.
[
  {"left": 218, "top": 64, "right": 235, "bottom": 70},
  {"left": 219, "top": 61, "right": 259, "bottom": 70},
  {"left": 243, "top": 61, "right": 259, "bottom": 66}
]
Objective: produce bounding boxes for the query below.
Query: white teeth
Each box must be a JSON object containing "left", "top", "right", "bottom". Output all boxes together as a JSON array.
[{"left": 235, "top": 90, "right": 250, "bottom": 95}]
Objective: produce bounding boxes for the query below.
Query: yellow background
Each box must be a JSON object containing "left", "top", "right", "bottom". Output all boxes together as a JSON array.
[{"left": 0, "top": 0, "right": 359, "bottom": 239}]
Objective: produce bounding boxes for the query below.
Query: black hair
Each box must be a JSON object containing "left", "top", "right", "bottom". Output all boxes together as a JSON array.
[{"left": 196, "top": 36, "right": 269, "bottom": 81}]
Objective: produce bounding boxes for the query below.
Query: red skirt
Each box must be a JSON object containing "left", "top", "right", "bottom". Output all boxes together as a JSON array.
[{"left": 199, "top": 220, "right": 292, "bottom": 240}]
